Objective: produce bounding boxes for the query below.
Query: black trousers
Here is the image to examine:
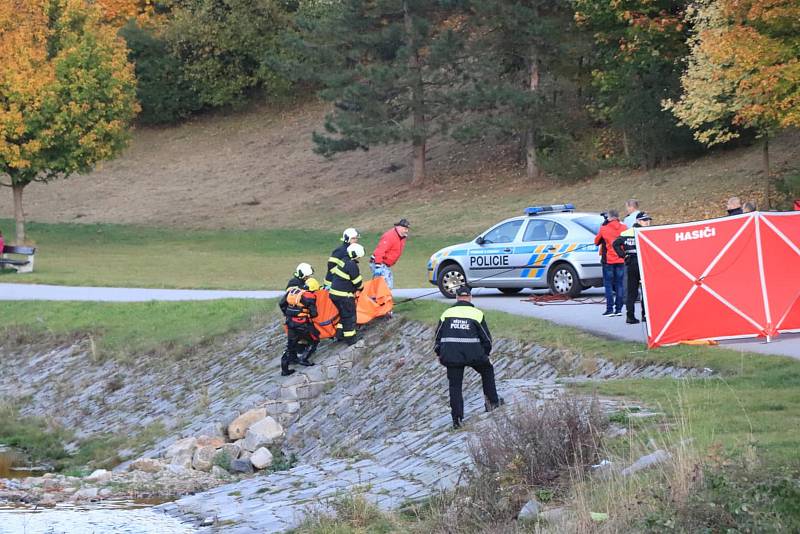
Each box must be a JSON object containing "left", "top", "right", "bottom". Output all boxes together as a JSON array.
[
  {"left": 446, "top": 361, "right": 499, "bottom": 420},
  {"left": 281, "top": 326, "right": 318, "bottom": 373},
  {"left": 625, "top": 261, "right": 645, "bottom": 320},
  {"left": 330, "top": 295, "right": 357, "bottom": 340}
]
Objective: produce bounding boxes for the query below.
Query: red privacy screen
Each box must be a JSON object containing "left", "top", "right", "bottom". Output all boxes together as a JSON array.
[{"left": 637, "top": 212, "right": 800, "bottom": 348}]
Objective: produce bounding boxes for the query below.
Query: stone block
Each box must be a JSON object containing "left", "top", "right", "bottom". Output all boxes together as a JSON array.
[
  {"left": 230, "top": 459, "right": 254, "bottom": 474},
  {"left": 518, "top": 499, "right": 540, "bottom": 520},
  {"left": 228, "top": 408, "right": 267, "bottom": 440},
  {"left": 85, "top": 469, "right": 112, "bottom": 484},
  {"left": 197, "top": 421, "right": 225, "bottom": 439},
  {"left": 250, "top": 447, "right": 274, "bottom": 470},
  {"left": 71, "top": 487, "right": 99, "bottom": 501},
  {"left": 164, "top": 437, "right": 197, "bottom": 461},
  {"left": 211, "top": 465, "right": 230, "bottom": 479},
  {"left": 192, "top": 445, "right": 217, "bottom": 472},
  {"left": 131, "top": 458, "right": 163, "bottom": 473},
  {"left": 621, "top": 450, "right": 670, "bottom": 477},
  {"left": 242, "top": 417, "right": 284, "bottom": 451},
  {"left": 221, "top": 443, "right": 242, "bottom": 461},
  {"left": 196, "top": 436, "right": 226, "bottom": 449}
]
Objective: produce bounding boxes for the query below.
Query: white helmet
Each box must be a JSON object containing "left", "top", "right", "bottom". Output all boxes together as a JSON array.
[
  {"left": 342, "top": 227, "right": 360, "bottom": 243},
  {"left": 347, "top": 243, "right": 365, "bottom": 259},
  {"left": 295, "top": 262, "right": 314, "bottom": 279}
]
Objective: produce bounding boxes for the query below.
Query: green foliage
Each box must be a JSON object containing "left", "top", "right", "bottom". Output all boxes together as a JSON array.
[
  {"left": 288, "top": 0, "right": 468, "bottom": 180},
  {"left": 119, "top": 20, "right": 201, "bottom": 124},
  {"left": 575, "top": 0, "right": 700, "bottom": 167},
  {"left": 0, "top": 299, "right": 274, "bottom": 358},
  {"left": 213, "top": 450, "right": 233, "bottom": 471},
  {"left": 167, "top": 0, "right": 293, "bottom": 108},
  {"left": 268, "top": 446, "right": 298, "bottom": 472}
]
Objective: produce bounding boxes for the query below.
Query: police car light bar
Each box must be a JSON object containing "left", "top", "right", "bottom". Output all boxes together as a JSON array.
[{"left": 525, "top": 204, "right": 575, "bottom": 215}]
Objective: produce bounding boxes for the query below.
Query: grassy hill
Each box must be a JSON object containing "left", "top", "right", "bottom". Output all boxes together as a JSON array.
[{"left": 0, "top": 99, "right": 797, "bottom": 239}]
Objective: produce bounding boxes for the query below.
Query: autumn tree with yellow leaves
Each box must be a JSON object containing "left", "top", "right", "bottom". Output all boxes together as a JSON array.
[
  {"left": 0, "top": 0, "right": 139, "bottom": 242},
  {"left": 666, "top": 0, "right": 800, "bottom": 207}
]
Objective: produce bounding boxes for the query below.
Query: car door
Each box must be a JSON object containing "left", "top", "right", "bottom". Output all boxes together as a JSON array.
[
  {"left": 513, "top": 218, "right": 569, "bottom": 284},
  {"left": 467, "top": 219, "right": 524, "bottom": 285}
]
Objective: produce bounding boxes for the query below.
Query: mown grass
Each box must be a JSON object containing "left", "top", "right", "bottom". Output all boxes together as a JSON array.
[
  {"left": 0, "top": 220, "right": 463, "bottom": 289},
  {"left": 0, "top": 299, "right": 276, "bottom": 357},
  {"left": 399, "top": 300, "right": 800, "bottom": 464}
]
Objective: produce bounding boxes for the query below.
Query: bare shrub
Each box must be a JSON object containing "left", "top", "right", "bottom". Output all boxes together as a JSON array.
[{"left": 469, "top": 394, "right": 607, "bottom": 489}]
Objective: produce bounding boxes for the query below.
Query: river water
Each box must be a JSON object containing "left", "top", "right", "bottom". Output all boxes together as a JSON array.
[{"left": 0, "top": 500, "right": 197, "bottom": 534}]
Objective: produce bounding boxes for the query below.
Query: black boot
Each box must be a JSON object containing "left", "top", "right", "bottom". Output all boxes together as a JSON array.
[
  {"left": 298, "top": 356, "right": 315, "bottom": 367},
  {"left": 452, "top": 415, "right": 463, "bottom": 430},
  {"left": 280, "top": 350, "right": 297, "bottom": 376},
  {"left": 486, "top": 397, "right": 505, "bottom": 412}
]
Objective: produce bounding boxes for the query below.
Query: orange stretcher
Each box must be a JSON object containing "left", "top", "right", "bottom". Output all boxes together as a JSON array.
[{"left": 306, "top": 277, "right": 394, "bottom": 338}]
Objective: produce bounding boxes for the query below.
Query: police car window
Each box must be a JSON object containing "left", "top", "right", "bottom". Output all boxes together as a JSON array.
[
  {"left": 483, "top": 220, "right": 523, "bottom": 244},
  {"left": 574, "top": 215, "right": 604, "bottom": 235},
  {"left": 550, "top": 222, "right": 568, "bottom": 240},
  {"left": 523, "top": 220, "right": 553, "bottom": 241}
]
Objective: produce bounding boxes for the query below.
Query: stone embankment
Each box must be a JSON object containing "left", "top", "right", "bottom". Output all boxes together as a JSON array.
[{"left": 1, "top": 317, "right": 713, "bottom": 531}]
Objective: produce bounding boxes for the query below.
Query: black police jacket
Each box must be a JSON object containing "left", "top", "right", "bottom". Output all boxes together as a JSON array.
[
  {"left": 434, "top": 301, "right": 492, "bottom": 366},
  {"left": 612, "top": 226, "right": 639, "bottom": 266}
]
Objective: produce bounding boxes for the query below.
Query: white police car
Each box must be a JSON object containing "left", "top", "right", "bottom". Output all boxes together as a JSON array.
[{"left": 427, "top": 204, "right": 605, "bottom": 298}]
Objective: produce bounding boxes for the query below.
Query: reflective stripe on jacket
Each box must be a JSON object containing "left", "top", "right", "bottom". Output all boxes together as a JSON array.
[
  {"left": 324, "top": 244, "right": 348, "bottom": 286},
  {"left": 612, "top": 227, "right": 638, "bottom": 265},
  {"left": 434, "top": 301, "right": 492, "bottom": 366},
  {"left": 329, "top": 258, "right": 363, "bottom": 297}
]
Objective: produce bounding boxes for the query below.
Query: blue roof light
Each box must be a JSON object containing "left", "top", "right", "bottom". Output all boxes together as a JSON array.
[{"left": 525, "top": 204, "right": 575, "bottom": 215}]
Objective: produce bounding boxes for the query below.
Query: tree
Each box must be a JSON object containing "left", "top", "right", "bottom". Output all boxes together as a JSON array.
[
  {"left": 575, "top": 0, "right": 700, "bottom": 167},
  {"left": 0, "top": 0, "right": 139, "bottom": 242},
  {"left": 288, "top": 0, "right": 467, "bottom": 187},
  {"left": 166, "top": 0, "right": 293, "bottom": 108},
  {"left": 459, "top": 0, "right": 578, "bottom": 179},
  {"left": 666, "top": 0, "right": 800, "bottom": 206}
]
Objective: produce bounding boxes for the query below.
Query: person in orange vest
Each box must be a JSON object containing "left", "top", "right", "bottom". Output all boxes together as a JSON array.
[
  {"left": 279, "top": 277, "right": 320, "bottom": 376},
  {"left": 370, "top": 218, "right": 409, "bottom": 289}
]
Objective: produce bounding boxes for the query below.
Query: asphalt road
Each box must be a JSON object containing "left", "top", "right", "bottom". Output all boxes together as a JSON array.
[{"left": 1, "top": 283, "right": 797, "bottom": 359}]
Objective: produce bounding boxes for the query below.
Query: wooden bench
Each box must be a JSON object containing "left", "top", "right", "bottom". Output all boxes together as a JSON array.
[{"left": 1, "top": 245, "right": 36, "bottom": 273}]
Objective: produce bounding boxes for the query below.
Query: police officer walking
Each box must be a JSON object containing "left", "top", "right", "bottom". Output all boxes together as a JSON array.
[
  {"left": 613, "top": 212, "right": 652, "bottom": 324},
  {"left": 329, "top": 243, "right": 365, "bottom": 345},
  {"left": 435, "top": 286, "right": 504, "bottom": 429}
]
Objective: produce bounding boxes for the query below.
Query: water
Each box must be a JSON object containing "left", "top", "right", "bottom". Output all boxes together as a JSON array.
[
  {"left": 0, "top": 450, "right": 47, "bottom": 480},
  {"left": 0, "top": 500, "right": 197, "bottom": 534}
]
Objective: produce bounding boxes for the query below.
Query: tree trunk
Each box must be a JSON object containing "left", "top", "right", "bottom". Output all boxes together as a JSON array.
[
  {"left": 526, "top": 50, "right": 541, "bottom": 180},
  {"left": 622, "top": 130, "right": 630, "bottom": 159},
  {"left": 763, "top": 136, "right": 771, "bottom": 210},
  {"left": 12, "top": 183, "right": 26, "bottom": 244},
  {"left": 405, "top": 1, "right": 426, "bottom": 188}
]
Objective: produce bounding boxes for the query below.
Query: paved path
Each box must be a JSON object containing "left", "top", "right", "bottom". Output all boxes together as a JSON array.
[{"left": 1, "top": 283, "right": 796, "bottom": 358}]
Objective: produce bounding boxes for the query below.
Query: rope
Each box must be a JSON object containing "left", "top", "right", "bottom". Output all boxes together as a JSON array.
[{"left": 392, "top": 242, "right": 598, "bottom": 307}]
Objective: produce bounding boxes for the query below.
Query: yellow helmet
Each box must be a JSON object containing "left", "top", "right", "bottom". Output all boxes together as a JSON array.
[{"left": 305, "top": 277, "right": 321, "bottom": 291}]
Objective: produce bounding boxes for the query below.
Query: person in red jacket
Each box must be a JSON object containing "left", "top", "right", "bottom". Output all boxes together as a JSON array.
[
  {"left": 594, "top": 209, "right": 626, "bottom": 317},
  {"left": 370, "top": 218, "right": 409, "bottom": 289}
]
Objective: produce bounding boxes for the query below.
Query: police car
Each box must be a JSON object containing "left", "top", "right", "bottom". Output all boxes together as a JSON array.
[{"left": 427, "top": 204, "right": 605, "bottom": 298}]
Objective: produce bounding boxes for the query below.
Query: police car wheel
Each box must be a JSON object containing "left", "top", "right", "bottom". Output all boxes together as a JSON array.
[
  {"left": 438, "top": 264, "right": 466, "bottom": 299},
  {"left": 548, "top": 263, "right": 582, "bottom": 298},
  {"left": 499, "top": 288, "right": 523, "bottom": 295}
]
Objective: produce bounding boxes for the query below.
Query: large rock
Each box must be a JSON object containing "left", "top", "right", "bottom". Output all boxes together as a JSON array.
[
  {"left": 221, "top": 443, "right": 241, "bottom": 461},
  {"left": 85, "top": 469, "right": 112, "bottom": 484},
  {"left": 518, "top": 499, "right": 541, "bottom": 520},
  {"left": 211, "top": 465, "right": 230, "bottom": 479},
  {"left": 197, "top": 421, "right": 225, "bottom": 439},
  {"left": 131, "top": 458, "right": 163, "bottom": 473},
  {"left": 242, "top": 417, "right": 284, "bottom": 452},
  {"left": 250, "top": 447, "right": 274, "bottom": 470},
  {"left": 621, "top": 449, "right": 671, "bottom": 477},
  {"left": 196, "top": 436, "right": 226, "bottom": 449},
  {"left": 71, "top": 487, "right": 99, "bottom": 501},
  {"left": 164, "top": 437, "right": 197, "bottom": 461},
  {"left": 229, "top": 458, "right": 254, "bottom": 474},
  {"left": 192, "top": 445, "right": 217, "bottom": 472},
  {"left": 228, "top": 408, "right": 267, "bottom": 440}
]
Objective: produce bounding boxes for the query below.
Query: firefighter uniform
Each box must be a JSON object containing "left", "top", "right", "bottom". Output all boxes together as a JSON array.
[
  {"left": 279, "top": 281, "right": 320, "bottom": 376},
  {"left": 329, "top": 252, "right": 363, "bottom": 344},
  {"left": 612, "top": 214, "right": 650, "bottom": 324},
  {"left": 324, "top": 243, "right": 349, "bottom": 288},
  {"left": 435, "top": 287, "right": 502, "bottom": 428}
]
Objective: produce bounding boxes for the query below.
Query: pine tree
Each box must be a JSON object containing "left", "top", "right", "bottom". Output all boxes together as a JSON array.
[
  {"left": 455, "top": 0, "right": 578, "bottom": 180},
  {"left": 289, "top": 0, "right": 467, "bottom": 187}
]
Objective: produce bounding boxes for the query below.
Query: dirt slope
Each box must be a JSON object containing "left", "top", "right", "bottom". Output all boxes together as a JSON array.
[{"left": 1, "top": 98, "right": 797, "bottom": 235}]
